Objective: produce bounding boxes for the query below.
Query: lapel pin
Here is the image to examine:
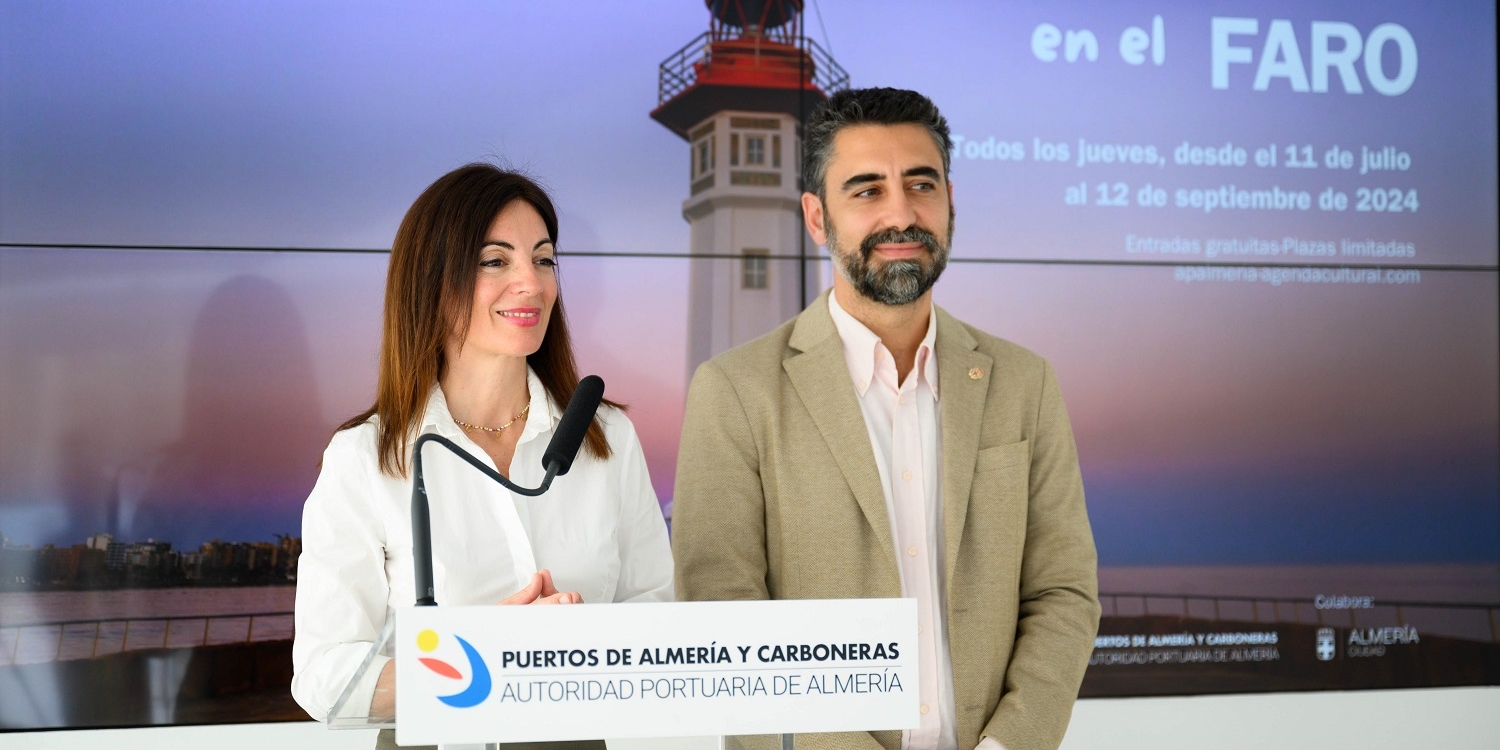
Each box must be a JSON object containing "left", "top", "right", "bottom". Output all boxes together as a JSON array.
[{"left": 968, "top": 367, "right": 984, "bottom": 380}]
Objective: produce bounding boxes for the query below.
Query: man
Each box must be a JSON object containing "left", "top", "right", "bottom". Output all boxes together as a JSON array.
[{"left": 672, "top": 87, "right": 1099, "bottom": 750}]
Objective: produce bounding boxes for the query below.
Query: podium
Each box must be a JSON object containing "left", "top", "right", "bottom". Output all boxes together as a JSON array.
[{"left": 323, "top": 600, "right": 918, "bottom": 749}]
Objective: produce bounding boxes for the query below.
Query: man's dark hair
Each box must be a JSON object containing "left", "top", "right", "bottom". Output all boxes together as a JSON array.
[{"left": 802, "top": 87, "right": 952, "bottom": 201}]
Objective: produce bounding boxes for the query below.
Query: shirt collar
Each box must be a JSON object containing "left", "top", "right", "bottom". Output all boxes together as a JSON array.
[
  {"left": 422, "top": 366, "right": 559, "bottom": 447},
  {"left": 827, "top": 290, "right": 940, "bottom": 400}
]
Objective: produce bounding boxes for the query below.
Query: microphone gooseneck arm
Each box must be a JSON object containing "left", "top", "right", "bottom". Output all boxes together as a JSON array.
[
  {"left": 410, "top": 435, "right": 564, "bottom": 607},
  {"left": 410, "top": 375, "right": 606, "bottom": 607}
]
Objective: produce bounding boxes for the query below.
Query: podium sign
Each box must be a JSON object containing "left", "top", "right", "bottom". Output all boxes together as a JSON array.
[{"left": 395, "top": 598, "right": 918, "bottom": 746}]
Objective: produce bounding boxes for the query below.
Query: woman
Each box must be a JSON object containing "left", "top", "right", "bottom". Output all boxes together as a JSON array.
[{"left": 291, "top": 164, "right": 673, "bottom": 745}]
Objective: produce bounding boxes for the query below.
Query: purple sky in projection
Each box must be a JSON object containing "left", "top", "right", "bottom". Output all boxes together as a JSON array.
[{"left": 1, "top": 1, "right": 1496, "bottom": 563}]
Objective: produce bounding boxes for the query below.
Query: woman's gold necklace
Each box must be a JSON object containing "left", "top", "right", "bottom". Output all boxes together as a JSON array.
[{"left": 454, "top": 403, "right": 530, "bottom": 433}]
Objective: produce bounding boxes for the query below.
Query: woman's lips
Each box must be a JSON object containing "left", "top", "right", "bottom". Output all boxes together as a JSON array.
[{"left": 497, "top": 308, "right": 542, "bottom": 327}]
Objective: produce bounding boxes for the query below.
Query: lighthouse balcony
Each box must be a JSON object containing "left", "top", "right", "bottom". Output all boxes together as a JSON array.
[{"left": 651, "top": 30, "right": 847, "bottom": 140}]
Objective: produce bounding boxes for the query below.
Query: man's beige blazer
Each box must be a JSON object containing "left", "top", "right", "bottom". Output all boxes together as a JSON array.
[{"left": 673, "top": 291, "right": 1100, "bottom": 750}]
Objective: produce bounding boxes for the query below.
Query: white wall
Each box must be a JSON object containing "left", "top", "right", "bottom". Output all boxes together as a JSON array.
[{"left": 2, "top": 687, "right": 1495, "bottom": 749}]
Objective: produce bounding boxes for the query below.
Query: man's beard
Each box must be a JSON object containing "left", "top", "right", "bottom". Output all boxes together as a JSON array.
[{"left": 827, "top": 215, "right": 952, "bottom": 307}]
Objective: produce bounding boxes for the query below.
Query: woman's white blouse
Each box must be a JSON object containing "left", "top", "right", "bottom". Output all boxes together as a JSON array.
[{"left": 291, "top": 370, "right": 674, "bottom": 720}]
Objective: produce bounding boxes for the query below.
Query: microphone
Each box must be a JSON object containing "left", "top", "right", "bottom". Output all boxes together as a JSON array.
[
  {"left": 542, "top": 374, "right": 603, "bottom": 477},
  {"left": 410, "top": 375, "right": 605, "bottom": 606}
]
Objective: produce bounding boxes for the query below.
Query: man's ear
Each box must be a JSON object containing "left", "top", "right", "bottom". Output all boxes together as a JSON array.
[{"left": 801, "top": 192, "right": 828, "bottom": 246}]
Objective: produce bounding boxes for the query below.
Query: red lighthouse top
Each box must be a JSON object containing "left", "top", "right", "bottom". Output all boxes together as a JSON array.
[{"left": 651, "top": 0, "right": 847, "bottom": 140}]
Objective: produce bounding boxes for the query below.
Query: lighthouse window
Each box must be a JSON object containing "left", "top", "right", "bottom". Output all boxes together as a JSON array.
[
  {"left": 746, "top": 136, "right": 766, "bottom": 166},
  {"left": 742, "top": 249, "right": 770, "bottom": 290},
  {"left": 772, "top": 135, "right": 782, "bottom": 168},
  {"left": 730, "top": 133, "right": 740, "bottom": 167},
  {"left": 697, "top": 140, "right": 710, "bottom": 176}
]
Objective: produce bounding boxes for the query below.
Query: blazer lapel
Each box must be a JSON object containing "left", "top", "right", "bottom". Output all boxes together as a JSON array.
[
  {"left": 936, "top": 306, "right": 992, "bottom": 590},
  {"left": 784, "top": 293, "right": 896, "bottom": 561}
]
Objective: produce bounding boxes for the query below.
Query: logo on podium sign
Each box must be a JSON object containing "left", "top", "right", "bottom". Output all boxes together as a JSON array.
[{"left": 415, "top": 629, "right": 494, "bottom": 708}]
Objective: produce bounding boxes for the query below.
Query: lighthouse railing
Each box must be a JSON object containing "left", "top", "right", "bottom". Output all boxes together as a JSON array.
[
  {"left": 657, "top": 31, "right": 849, "bottom": 106},
  {"left": 658, "top": 31, "right": 710, "bottom": 103},
  {"left": 801, "top": 36, "right": 848, "bottom": 93}
]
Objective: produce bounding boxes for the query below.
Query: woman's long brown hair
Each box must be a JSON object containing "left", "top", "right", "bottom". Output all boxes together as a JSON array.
[{"left": 338, "top": 163, "right": 615, "bottom": 477}]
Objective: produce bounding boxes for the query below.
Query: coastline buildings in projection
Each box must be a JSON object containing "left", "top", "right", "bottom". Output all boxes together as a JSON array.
[
  {"left": 0, "top": 530, "right": 300, "bottom": 590},
  {"left": 650, "top": 0, "right": 848, "bottom": 381}
]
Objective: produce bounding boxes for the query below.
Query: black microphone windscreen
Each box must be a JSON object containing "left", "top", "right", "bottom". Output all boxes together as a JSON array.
[{"left": 541, "top": 375, "right": 604, "bottom": 476}]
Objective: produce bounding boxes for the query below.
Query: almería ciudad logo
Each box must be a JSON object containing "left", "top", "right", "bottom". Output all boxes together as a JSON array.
[
  {"left": 416, "top": 629, "right": 493, "bottom": 708},
  {"left": 1315, "top": 627, "right": 1336, "bottom": 661}
]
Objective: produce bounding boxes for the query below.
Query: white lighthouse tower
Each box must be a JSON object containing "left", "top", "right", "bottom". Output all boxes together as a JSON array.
[{"left": 651, "top": 0, "right": 848, "bottom": 381}]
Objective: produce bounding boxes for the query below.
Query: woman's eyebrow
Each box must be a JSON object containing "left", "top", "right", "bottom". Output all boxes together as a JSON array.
[{"left": 483, "top": 239, "right": 555, "bottom": 250}]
